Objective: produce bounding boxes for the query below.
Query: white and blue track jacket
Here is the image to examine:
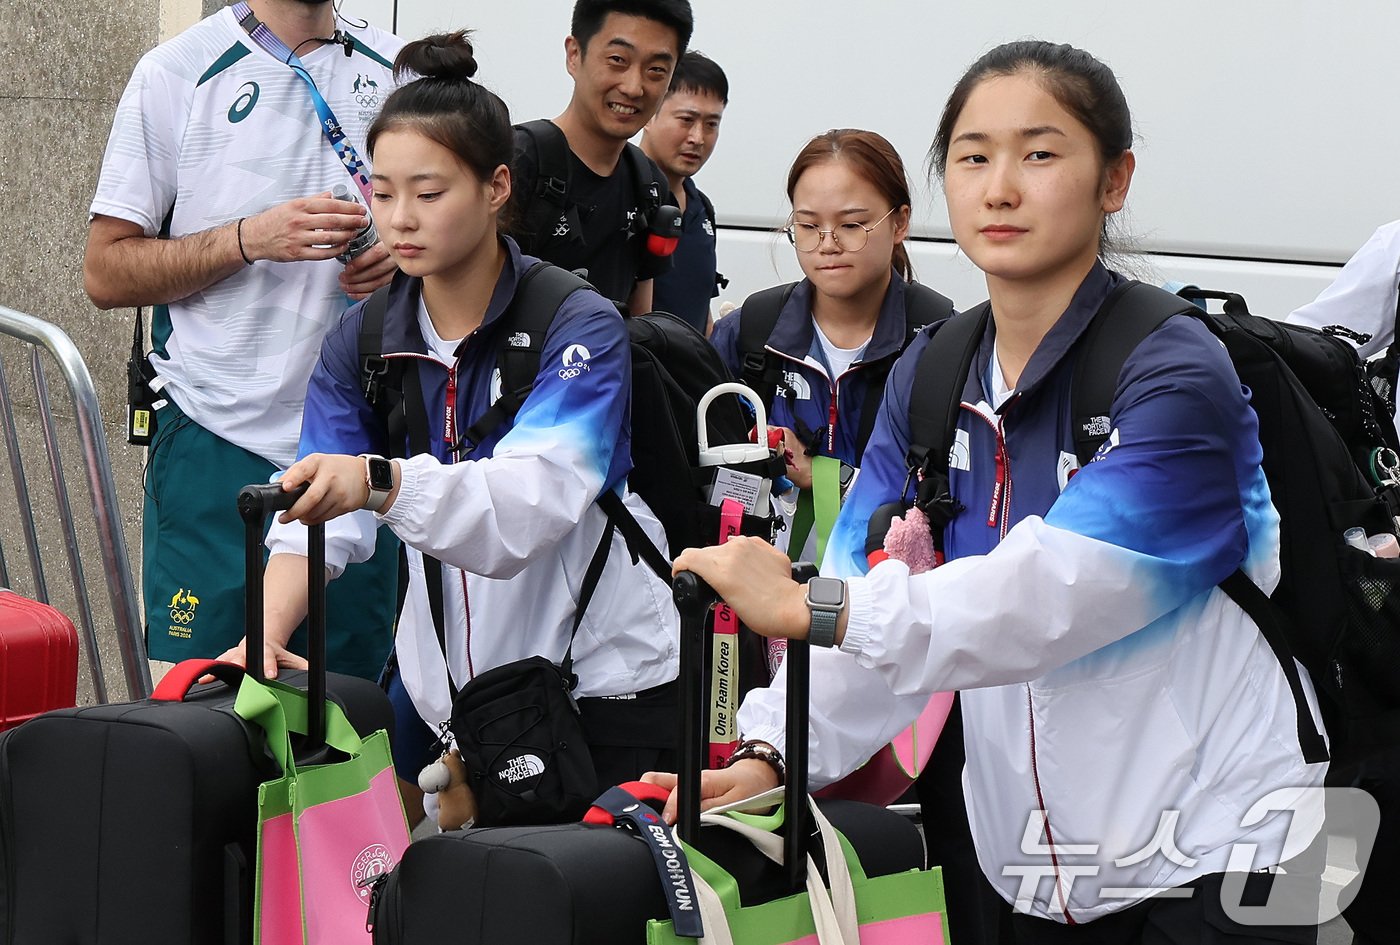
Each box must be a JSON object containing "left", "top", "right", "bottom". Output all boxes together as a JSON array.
[
  {"left": 267, "top": 239, "right": 678, "bottom": 738},
  {"left": 739, "top": 264, "right": 1327, "bottom": 923},
  {"left": 710, "top": 271, "right": 918, "bottom": 468}
]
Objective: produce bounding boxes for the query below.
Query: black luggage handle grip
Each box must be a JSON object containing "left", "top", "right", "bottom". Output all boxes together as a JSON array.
[
  {"left": 672, "top": 570, "right": 717, "bottom": 620},
  {"left": 1174, "top": 285, "right": 1250, "bottom": 317},
  {"left": 673, "top": 563, "right": 816, "bottom": 894},
  {"left": 239, "top": 483, "right": 329, "bottom": 753},
  {"left": 237, "top": 481, "right": 305, "bottom": 519}
]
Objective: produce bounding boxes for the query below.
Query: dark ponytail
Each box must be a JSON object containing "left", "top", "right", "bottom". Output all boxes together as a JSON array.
[{"left": 367, "top": 31, "right": 515, "bottom": 227}]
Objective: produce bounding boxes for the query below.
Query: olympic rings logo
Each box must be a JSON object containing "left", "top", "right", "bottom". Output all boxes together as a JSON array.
[
  {"left": 169, "top": 609, "right": 195, "bottom": 624},
  {"left": 558, "top": 367, "right": 585, "bottom": 380}
]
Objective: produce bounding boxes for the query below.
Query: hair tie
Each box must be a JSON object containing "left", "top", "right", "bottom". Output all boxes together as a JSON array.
[{"left": 236, "top": 217, "right": 254, "bottom": 266}]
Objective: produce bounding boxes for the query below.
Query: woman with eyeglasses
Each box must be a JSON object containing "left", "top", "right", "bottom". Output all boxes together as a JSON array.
[
  {"left": 707, "top": 131, "right": 985, "bottom": 938},
  {"left": 652, "top": 40, "right": 1328, "bottom": 944},
  {"left": 709, "top": 130, "right": 954, "bottom": 563}
]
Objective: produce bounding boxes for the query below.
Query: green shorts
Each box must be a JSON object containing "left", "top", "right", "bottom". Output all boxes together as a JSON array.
[{"left": 142, "top": 398, "right": 398, "bottom": 680}]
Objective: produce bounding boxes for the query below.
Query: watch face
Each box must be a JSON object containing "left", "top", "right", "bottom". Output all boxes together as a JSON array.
[
  {"left": 367, "top": 457, "right": 394, "bottom": 491},
  {"left": 807, "top": 577, "right": 845, "bottom": 608}
]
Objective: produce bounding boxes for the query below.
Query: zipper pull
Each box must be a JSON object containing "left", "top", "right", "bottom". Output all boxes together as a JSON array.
[
  {"left": 1322, "top": 324, "right": 1374, "bottom": 346},
  {"left": 988, "top": 448, "right": 1005, "bottom": 527},
  {"left": 443, "top": 366, "right": 459, "bottom": 446},
  {"left": 364, "top": 872, "right": 391, "bottom": 932}
]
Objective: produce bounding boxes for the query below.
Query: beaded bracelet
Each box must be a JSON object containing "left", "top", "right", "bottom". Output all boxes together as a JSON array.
[{"left": 726, "top": 739, "right": 786, "bottom": 785}]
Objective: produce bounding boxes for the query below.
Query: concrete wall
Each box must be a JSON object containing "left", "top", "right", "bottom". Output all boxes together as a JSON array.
[{"left": 0, "top": 0, "right": 210, "bottom": 700}]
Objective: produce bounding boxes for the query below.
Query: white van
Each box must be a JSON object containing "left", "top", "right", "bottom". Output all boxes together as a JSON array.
[{"left": 340, "top": 0, "right": 1400, "bottom": 317}]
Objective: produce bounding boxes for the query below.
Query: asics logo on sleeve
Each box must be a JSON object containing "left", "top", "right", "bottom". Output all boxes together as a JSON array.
[
  {"left": 559, "top": 344, "right": 592, "bottom": 379},
  {"left": 228, "top": 82, "right": 260, "bottom": 123}
]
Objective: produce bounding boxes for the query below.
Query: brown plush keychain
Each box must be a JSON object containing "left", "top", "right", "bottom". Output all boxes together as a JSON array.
[{"left": 417, "top": 749, "right": 478, "bottom": 831}]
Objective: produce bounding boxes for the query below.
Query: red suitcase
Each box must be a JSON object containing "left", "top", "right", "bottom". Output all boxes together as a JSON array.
[{"left": 0, "top": 589, "right": 78, "bottom": 731}]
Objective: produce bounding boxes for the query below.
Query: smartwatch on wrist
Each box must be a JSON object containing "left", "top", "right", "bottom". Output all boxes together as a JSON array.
[
  {"left": 805, "top": 576, "right": 846, "bottom": 648},
  {"left": 361, "top": 454, "right": 394, "bottom": 512}
]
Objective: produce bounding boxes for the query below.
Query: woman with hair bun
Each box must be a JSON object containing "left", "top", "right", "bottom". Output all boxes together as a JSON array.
[{"left": 219, "top": 31, "right": 679, "bottom": 828}]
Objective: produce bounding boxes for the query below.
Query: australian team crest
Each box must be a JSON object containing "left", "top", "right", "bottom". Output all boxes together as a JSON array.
[{"left": 354, "top": 73, "right": 381, "bottom": 121}]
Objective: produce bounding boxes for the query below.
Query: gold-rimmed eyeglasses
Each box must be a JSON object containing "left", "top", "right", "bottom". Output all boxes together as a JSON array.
[{"left": 784, "top": 206, "right": 898, "bottom": 253}]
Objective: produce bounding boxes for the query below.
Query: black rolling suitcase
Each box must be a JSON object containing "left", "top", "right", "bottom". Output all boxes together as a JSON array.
[
  {"left": 368, "top": 567, "right": 930, "bottom": 944},
  {"left": 0, "top": 484, "right": 397, "bottom": 945}
]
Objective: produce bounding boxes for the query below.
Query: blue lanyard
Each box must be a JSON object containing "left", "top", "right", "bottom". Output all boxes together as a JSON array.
[{"left": 232, "top": 1, "right": 373, "bottom": 202}]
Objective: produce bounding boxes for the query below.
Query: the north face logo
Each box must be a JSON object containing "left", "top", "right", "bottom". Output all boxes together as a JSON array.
[
  {"left": 507, "top": 332, "right": 530, "bottom": 348},
  {"left": 1082, "top": 415, "right": 1111, "bottom": 437},
  {"left": 776, "top": 371, "right": 811, "bottom": 401},
  {"left": 496, "top": 753, "right": 546, "bottom": 784}
]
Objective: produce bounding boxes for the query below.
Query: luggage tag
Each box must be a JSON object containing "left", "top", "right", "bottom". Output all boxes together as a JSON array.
[
  {"left": 585, "top": 783, "right": 704, "bottom": 938},
  {"left": 697, "top": 382, "right": 776, "bottom": 515}
]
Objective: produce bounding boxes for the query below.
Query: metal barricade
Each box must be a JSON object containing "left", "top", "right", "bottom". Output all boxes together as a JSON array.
[{"left": 0, "top": 305, "right": 149, "bottom": 702}]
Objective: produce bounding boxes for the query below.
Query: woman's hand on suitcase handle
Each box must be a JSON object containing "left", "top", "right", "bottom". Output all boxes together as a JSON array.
[
  {"left": 641, "top": 761, "right": 781, "bottom": 825},
  {"left": 212, "top": 636, "right": 309, "bottom": 679},
  {"left": 277, "top": 453, "right": 399, "bottom": 524},
  {"left": 673, "top": 538, "right": 816, "bottom": 641}
]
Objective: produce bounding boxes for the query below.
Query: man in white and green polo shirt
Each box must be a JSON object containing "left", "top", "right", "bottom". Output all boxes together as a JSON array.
[{"left": 83, "top": 0, "right": 405, "bottom": 680}]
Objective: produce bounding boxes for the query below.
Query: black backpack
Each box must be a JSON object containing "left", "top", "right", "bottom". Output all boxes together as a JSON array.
[
  {"left": 358, "top": 263, "right": 774, "bottom": 566},
  {"left": 905, "top": 280, "right": 1400, "bottom": 766},
  {"left": 510, "top": 119, "right": 665, "bottom": 263},
  {"left": 1363, "top": 286, "right": 1400, "bottom": 419},
  {"left": 736, "top": 281, "right": 954, "bottom": 463}
]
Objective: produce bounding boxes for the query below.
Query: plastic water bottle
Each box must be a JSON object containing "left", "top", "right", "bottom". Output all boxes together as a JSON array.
[{"left": 332, "top": 183, "right": 379, "bottom": 263}]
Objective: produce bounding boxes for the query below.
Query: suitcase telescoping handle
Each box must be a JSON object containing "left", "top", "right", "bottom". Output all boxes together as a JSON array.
[
  {"left": 238, "top": 482, "right": 328, "bottom": 751},
  {"left": 674, "top": 562, "right": 817, "bottom": 894}
]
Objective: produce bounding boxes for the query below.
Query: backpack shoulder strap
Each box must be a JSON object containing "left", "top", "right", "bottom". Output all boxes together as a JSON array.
[
  {"left": 1219, "top": 570, "right": 1329, "bottom": 764},
  {"left": 697, "top": 189, "right": 717, "bottom": 233},
  {"left": 357, "top": 285, "right": 410, "bottom": 459},
  {"left": 905, "top": 303, "right": 989, "bottom": 550},
  {"left": 850, "top": 283, "right": 955, "bottom": 465},
  {"left": 514, "top": 120, "right": 571, "bottom": 254},
  {"left": 736, "top": 283, "right": 799, "bottom": 410},
  {"left": 900, "top": 283, "right": 956, "bottom": 344},
  {"left": 460, "top": 262, "right": 593, "bottom": 453},
  {"left": 1070, "top": 281, "right": 1199, "bottom": 466},
  {"left": 622, "top": 142, "right": 665, "bottom": 222},
  {"left": 694, "top": 188, "right": 727, "bottom": 290}
]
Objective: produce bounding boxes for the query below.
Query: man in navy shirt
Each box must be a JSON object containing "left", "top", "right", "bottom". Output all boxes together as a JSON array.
[{"left": 641, "top": 51, "right": 728, "bottom": 333}]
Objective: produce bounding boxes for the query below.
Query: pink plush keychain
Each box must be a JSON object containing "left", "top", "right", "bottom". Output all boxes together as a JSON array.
[{"left": 881, "top": 505, "right": 937, "bottom": 574}]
